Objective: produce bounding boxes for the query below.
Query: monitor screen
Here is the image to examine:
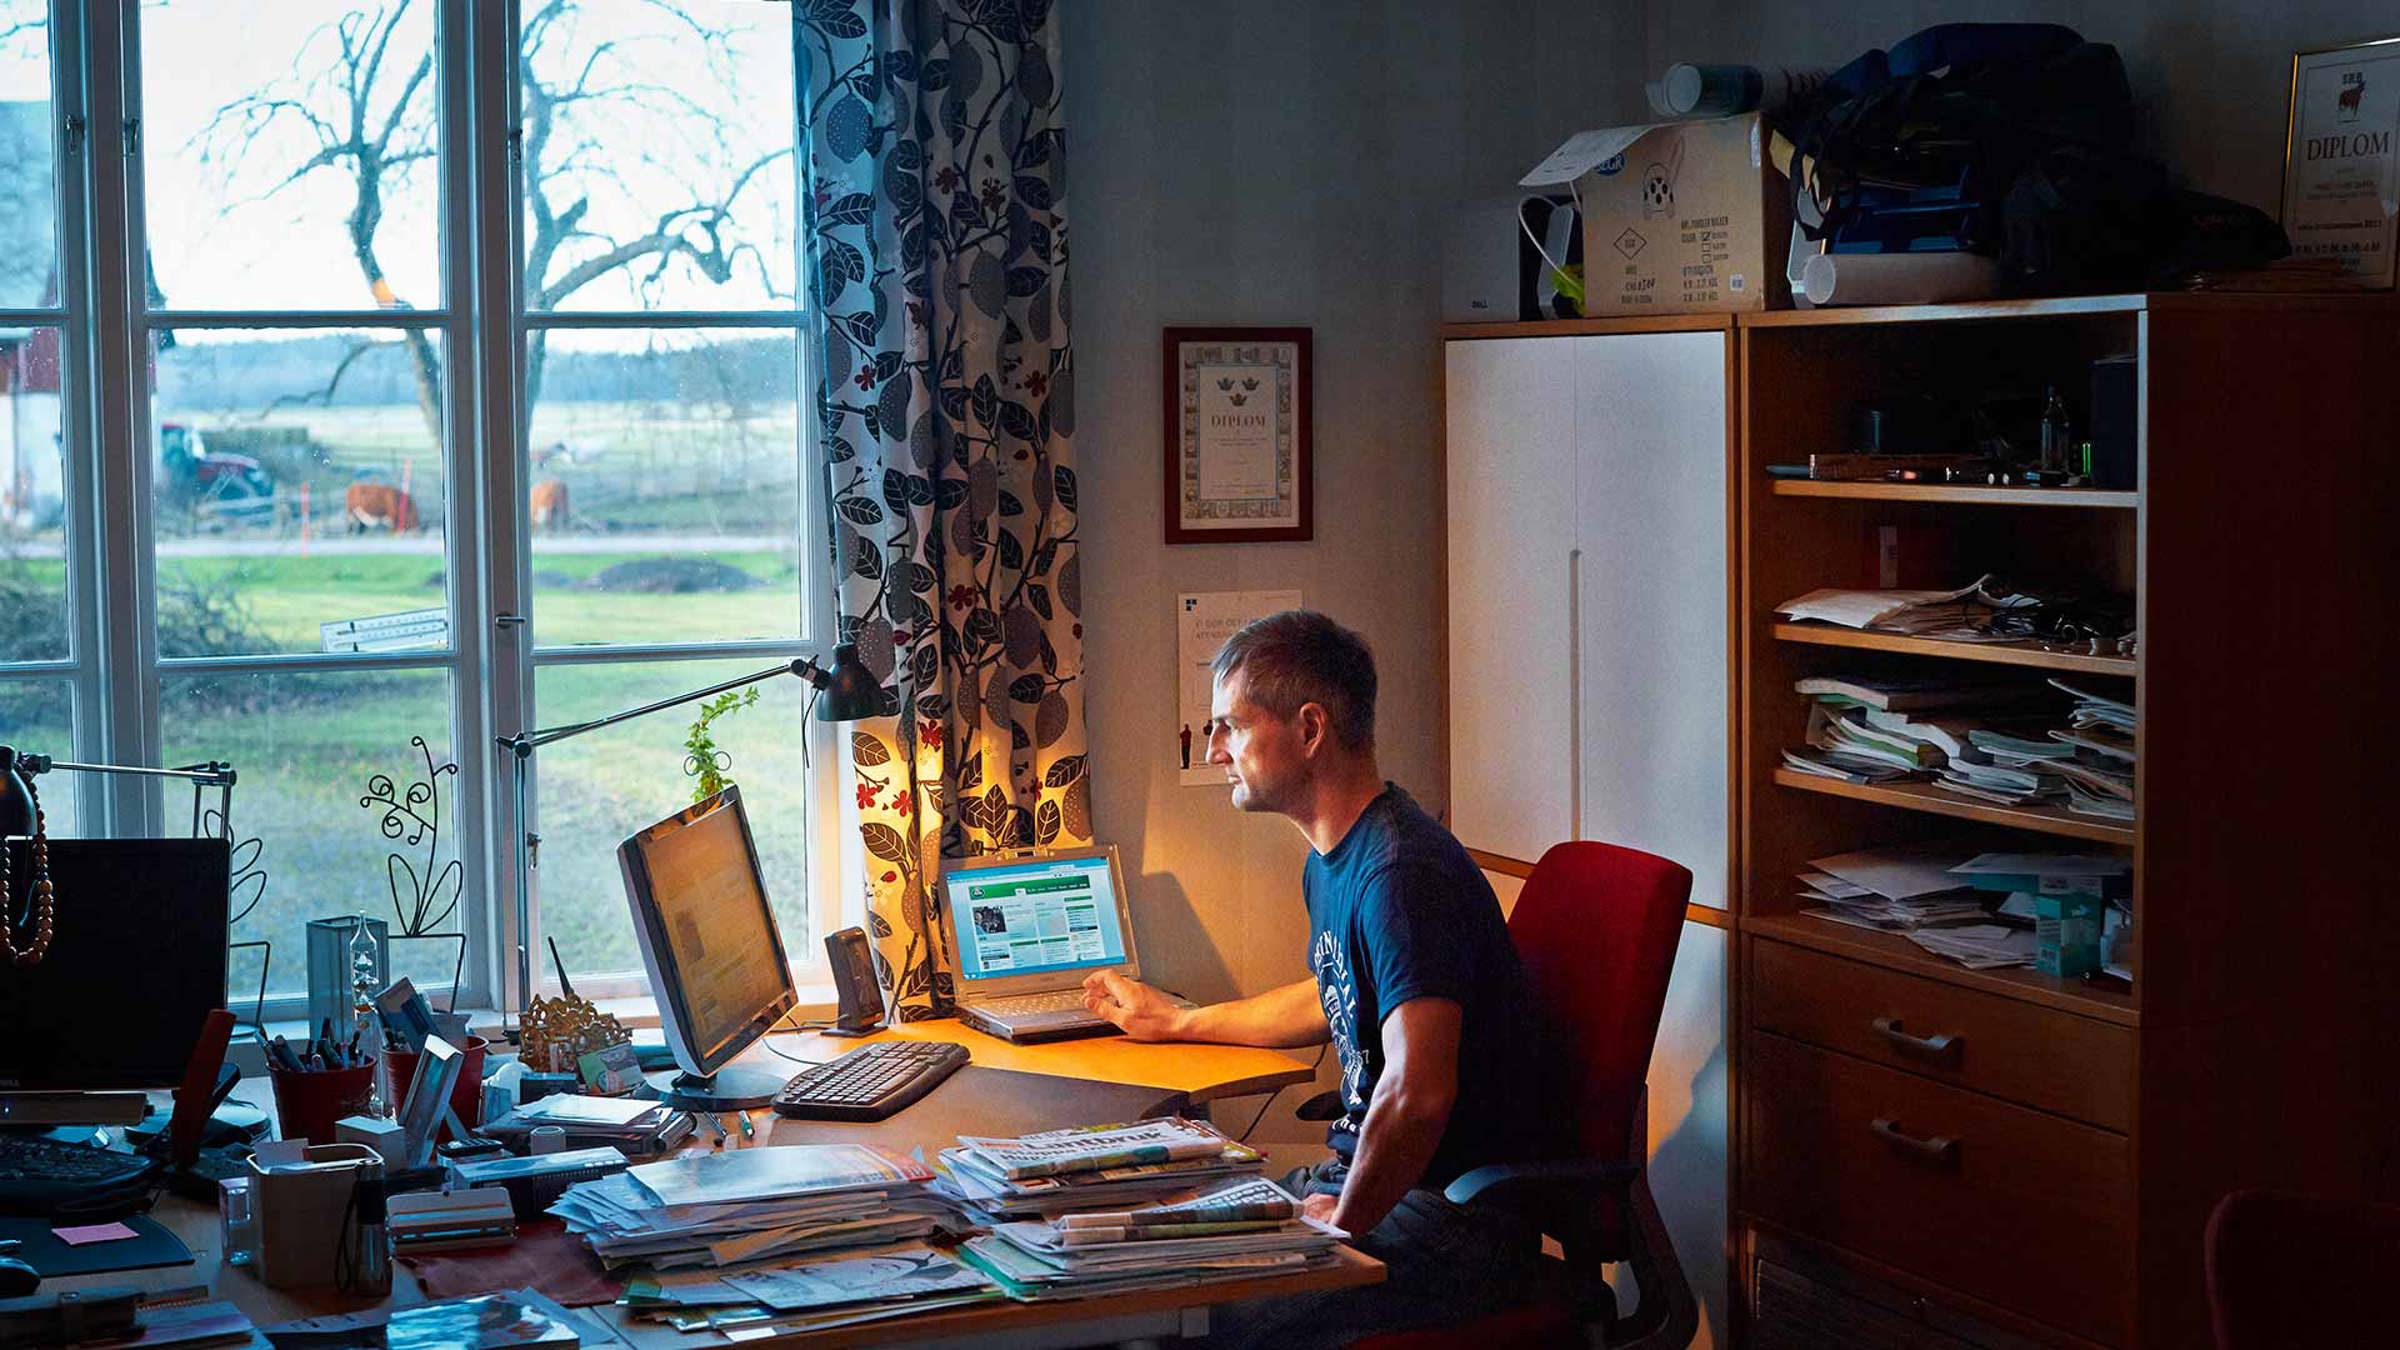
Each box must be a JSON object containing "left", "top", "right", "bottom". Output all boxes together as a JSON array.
[
  {"left": 947, "top": 854, "right": 1128, "bottom": 983},
  {"left": 618, "top": 788, "right": 795, "bottom": 1077},
  {"left": 0, "top": 838, "right": 230, "bottom": 1091}
]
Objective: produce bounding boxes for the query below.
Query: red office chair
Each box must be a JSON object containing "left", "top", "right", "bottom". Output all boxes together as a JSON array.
[
  {"left": 2205, "top": 1188, "right": 2400, "bottom": 1348},
  {"left": 1345, "top": 840, "right": 1702, "bottom": 1350}
]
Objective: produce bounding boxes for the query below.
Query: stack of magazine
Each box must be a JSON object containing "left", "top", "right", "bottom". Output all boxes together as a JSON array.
[
  {"left": 936, "top": 1117, "right": 1269, "bottom": 1220},
  {"left": 614, "top": 1243, "right": 1001, "bottom": 1339},
  {"left": 550, "top": 1143, "right": 949, "bottom": 1270},
  {"left": 959, "top": 1174, "right": 1343, "bottom": 1301},
  {"left": 481, "top": 1092, "right": 696, "bottom": 1158}
]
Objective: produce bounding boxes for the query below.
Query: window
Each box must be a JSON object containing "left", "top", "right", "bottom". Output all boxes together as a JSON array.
[{"left": 2, "top": 0, "right": 828, "bottom": 1022}]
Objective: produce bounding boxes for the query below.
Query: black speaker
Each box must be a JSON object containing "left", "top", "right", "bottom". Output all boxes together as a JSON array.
[
  {"left": 822, "top": 927, "right": 886, "bottom": 1037},
  {"left": 2088, "top": 354, "right": 2138, "bottom": 490}
]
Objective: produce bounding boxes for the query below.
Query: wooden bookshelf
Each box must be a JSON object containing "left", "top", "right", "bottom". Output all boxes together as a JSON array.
[
  {"left": 1770, "top": 480, "right": 2138, "bottom": 508},
  {"left": 1732, "top": 293, "right": 2400, "bottom": 1348},
  {"left": 1770, "top": 769, "right": 2136, "bottom": 844},
  {"left": 1771, "top": 622, "right": 2138, "bottom": 676}
]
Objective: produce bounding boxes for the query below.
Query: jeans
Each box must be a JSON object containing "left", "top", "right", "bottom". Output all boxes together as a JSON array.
[{"left": 1191, "top": 1156, "right": 1547, "bottom": 1350}]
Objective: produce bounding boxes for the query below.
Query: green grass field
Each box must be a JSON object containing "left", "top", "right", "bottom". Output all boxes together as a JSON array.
[{"left": 5, "top": 397, "right": 827, "bottom": 1007}]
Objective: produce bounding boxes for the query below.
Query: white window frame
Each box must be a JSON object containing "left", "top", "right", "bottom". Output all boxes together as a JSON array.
[{"left": 0, "top": 0, "right": 846, "bottom": 1024}]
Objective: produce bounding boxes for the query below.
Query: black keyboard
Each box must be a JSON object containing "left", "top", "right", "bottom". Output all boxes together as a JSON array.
[
  {"left": 771, "top": 1041, "right": 969, "bottom": 1122},
  {"left": 0, "top": 1133, "right": 159, "bottom": 1216}
]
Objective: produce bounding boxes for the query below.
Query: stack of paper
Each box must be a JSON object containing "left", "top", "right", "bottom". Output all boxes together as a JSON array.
[
  {"left": 617, "top": 1243, "right": 1000, "bottom": 1338},
  {"left": 938, "top": 1118, "right": 1269, "bottom": 1220},
  {"left": 2048, "top": 680, "right": 2136, "bottom": 821},
  {"left": 1787, "top": 675, "right": 2068, "bottom": 802},
  {"left": 957, "top": 1176, "right": 1343, "bottom": 1302},
  {"left": 1798, "top": 843, "right": 1991, "bottom": 932},
  {"left": 482, "top": 1092, "right": 696, "bottom": 1158},
  {"left": 551, "top": 1144, "right": 947, "bottom": 1270},
  {"left": 1905, "top": 924, "right": 2039, "bottom": 969},
  {"left": 1778, "top": 576, "right": 2041, "bottom": 643}
]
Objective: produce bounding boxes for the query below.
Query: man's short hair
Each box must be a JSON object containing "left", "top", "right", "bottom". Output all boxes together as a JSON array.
[{"left": 1211, "top": 610, "right": 1377, "bottom": 750}]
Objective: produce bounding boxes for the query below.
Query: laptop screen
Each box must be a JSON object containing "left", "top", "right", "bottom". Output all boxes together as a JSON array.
[{"left": 947, "top": 854, "right": 1129, "bottom": 983}]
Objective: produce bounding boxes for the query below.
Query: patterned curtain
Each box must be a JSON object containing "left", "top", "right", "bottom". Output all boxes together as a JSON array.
[{"left": 798, "top": 0, "right": 1087, "bottom": 1021}]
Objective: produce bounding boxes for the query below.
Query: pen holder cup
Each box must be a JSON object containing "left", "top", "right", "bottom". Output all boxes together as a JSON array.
[
  {"left": 268, "top": 1058, "right": 379, "bottom": 1146},
  {"left": 386, "top": 1035, "right": 489, "bottom": 1140}
]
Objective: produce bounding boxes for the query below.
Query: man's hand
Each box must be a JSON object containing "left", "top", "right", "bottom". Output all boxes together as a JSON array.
[
  {"left": 1081, "top": 971, "right": 1188, "bottom": 1041},
  {"left": 1299, "top": 1192, "right": 1343, "bottom": 1233}
]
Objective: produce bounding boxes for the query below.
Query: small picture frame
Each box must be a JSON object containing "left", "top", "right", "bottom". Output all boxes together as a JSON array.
[
  {"left": 1162, "top": 327, "right": 1312, "bottom": 544},
  {"left": 577, "top": 1041, "right": 645, "bottom": 1097},
  {"left": 2283, "top": 35, "right": 2400, "bottom": 288}
]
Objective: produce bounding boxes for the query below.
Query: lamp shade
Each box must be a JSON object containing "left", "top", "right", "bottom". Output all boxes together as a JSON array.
[{"left": 813, "top": 644, "right": 885, "bottom": 722}]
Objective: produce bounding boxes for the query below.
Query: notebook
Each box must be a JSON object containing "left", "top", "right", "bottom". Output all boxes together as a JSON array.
[{"left": 936, "top": 847, "right": 1176, "bottom": 1044}]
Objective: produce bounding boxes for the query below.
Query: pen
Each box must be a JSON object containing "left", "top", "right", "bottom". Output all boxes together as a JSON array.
[
  {"left": 701, "top": 1112, "right": 727, "bottom": 1147},
  {"left": 735, "top": 1112, "right": 754, "bottom": 1143}
]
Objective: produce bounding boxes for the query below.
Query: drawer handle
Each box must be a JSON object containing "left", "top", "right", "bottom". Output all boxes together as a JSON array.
[
  {"left": 1872, "top": 1016, "right": 1961, "bottom": 1064},
  {"left": 1870, "top": 1117, "right": 1960, "bottom": 1167}
]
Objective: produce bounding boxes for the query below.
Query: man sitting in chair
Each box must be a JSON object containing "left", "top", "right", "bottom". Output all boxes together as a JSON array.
[{"left": 1083, "top": 609, "right": 1545, "bottom": 1348}]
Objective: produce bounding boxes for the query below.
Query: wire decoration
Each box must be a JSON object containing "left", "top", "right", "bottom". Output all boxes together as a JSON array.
[
  {"left": 202, "top": 804, "right": 273, "bottom": 1039},
  {"left": 358, "top": 736, "right": 467, "bottom": 1008}
]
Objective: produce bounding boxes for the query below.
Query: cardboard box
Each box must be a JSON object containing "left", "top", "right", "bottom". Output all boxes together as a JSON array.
[{"left": 1523, "top": 114, "right": 1789, "bottom": 316}]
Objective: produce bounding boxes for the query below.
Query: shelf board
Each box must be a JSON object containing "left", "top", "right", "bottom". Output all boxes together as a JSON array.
[
  {"left": 1745, "top": 911, "right": 2139, "bottom": 1026},
  {"left": 1771, "top": 623, "right": 2137, "bottom": 677},
  {"left": 1772, "top": 768, "right": 2136, "bottom": 845},
  {"left": 1739, "top": 294, "right": 2150, "bottom": 327},
  {"left": 1769, "top": 480, "right": 2138, "bottom": 508}
]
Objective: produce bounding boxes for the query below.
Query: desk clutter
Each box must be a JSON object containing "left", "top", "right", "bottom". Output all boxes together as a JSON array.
[
  {"left": 1800, "top": 841, "right": 2132, "bottom": 980},
  {"left": 1779, "top": 667, "right": 2138, "bottom": 823}
]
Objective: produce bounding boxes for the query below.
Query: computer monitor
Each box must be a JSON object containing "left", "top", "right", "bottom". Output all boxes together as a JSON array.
[
  {"left": 616, "top": 787, "right": 796, "bottom": 1111},
  {"left": 0, "top": 838, "right": 230, "bottom": 1093}
]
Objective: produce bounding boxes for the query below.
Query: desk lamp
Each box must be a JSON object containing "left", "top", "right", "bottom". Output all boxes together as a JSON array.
[{"left": 495, "top": 645, "right": 882, "bottom": 1028}]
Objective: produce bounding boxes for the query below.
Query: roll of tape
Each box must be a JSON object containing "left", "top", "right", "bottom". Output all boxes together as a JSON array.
[{"left": 529, "top": 1124, "right": 567, "bottom": 1155}]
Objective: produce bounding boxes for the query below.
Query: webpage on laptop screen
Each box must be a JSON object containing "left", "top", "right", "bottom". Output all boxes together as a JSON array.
[{"left": 952, "top": 857, "right": 1128, "bottom": 982}]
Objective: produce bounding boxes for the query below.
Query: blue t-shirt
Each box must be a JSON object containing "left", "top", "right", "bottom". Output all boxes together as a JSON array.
[{"left": 1304, "top": 784, "right": 1537, "bottom": 1189}]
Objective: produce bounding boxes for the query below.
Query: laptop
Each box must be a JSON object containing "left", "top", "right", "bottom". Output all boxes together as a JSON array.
[{"left": 938, "top": 845, "right": 1176, "bottom": 1044}]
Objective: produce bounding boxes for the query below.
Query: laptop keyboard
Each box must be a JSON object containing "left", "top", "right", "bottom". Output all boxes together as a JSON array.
[{"left": 978, "top": 990, "right": 1092, "bottom": 1016}]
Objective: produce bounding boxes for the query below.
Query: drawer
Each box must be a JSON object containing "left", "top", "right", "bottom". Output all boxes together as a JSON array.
[
  {"left": 1748, "top": 937, "right": 2135, "bottom": 1131},
  {"left": 1742, "top": 1031, "right": 2132, "bottom": 1347}
]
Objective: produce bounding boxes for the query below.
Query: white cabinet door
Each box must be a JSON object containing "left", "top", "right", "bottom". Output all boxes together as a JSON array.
[
  {"left": 1570, "top": 331, "right": 1730, "bottom": 910},
  {"left": 1444, "top": 338, "right": 1578, "bottom": 864}
]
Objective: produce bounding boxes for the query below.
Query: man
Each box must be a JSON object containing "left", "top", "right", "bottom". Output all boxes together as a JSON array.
[{"left": 1083, "top": 610, "right": 1543, "bottom": 1348}]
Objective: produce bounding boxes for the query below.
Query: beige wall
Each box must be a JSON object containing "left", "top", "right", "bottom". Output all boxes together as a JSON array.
[{"left": 1059, "top": 0, "right": 1629, "bottom": 1147}]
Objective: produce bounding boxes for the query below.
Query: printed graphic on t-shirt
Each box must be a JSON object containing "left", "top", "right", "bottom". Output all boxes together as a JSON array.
[{"left": 1311, "top": 929, "right": 1365, "bottom": 1129}]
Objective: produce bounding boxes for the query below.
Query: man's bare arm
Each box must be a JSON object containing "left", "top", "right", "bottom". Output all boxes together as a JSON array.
[
  {"left": 1082, "top": 972, "right": 1330, "bottom": 1048},
  {"left": 1326, "top": 997, "right": 1460, "bottom": 1236}
]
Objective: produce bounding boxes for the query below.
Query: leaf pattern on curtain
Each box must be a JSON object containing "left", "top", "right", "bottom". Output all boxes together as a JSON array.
[{"left": 799, "top": 0, "right": 1085, "bottom": 1021}]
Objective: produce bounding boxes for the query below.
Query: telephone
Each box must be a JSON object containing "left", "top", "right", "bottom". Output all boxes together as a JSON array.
[{"left": 822, "top": 926, "right": 886, "bottom": 1037}]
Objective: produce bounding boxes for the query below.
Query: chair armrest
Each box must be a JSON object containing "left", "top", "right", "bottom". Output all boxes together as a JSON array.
[{"left": 1443, "top": 1158, "right": 1640, "bottom": 1209}]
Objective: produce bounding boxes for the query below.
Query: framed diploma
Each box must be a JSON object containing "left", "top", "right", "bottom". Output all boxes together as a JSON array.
[
  {"left": 1162, "top": 327, "right": 1312, "bottom": 544},
  {"left": 2284, "top": 35, "right": 2400, "bottom": 288}
]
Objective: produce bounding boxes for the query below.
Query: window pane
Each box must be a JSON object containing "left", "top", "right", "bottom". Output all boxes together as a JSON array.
[
  {"left": 139, "top": 1, "right": 440, "bottom": 312},
  {"left": 162, "top": 668, "right": 460, "bottom": 1006},
  {"left": 532, "top": 658, "right": 814, "bottom": 981},
  {"left": 152, "top": 329, "right": 450, "bottom": 657},
  {"left": 520, "top": 0, "right": 797, "bottom": 312},
  {"left": 527, "top": 329, "right": 800, "bottom": 647},
  {"left": 2, "top": 325, "right": 67, "bottom": 661},
  {"left": 0, "top": 2, "right": 58, "bottom": 310},
  {"left": 0, "top": 678, "right": 78, "bottom": 838}
]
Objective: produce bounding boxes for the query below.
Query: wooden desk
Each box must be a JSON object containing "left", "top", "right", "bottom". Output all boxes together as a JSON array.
[
  {"left": 48, "top": 1029, "right": 1361, "bottom": 1348},
  {"left": 773, "top": 1018, "right": 1318, "bottom": 1106}
]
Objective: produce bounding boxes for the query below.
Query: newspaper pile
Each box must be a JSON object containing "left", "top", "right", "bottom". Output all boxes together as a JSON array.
[
  {"left": 959, "top": 1174, "right": 1343, "bottom": 1301},
  {"left": 552, "top": 1143, "right": 950, "bottom": 1270},
  {"left": 937, "top": 1117, "right": 1270, "bottom": 1220},
  {"left": 616, "top": 1243, "right": 1001, "bottom": 1338}
]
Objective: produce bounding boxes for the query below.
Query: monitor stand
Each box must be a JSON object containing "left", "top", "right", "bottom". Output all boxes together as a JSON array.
[{"left": 650, "top": 1064, "right": 785, "bottom": 1112}]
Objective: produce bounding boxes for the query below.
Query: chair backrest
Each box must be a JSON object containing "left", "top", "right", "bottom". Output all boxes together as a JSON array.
[
  {"left": 1508, "top": 840, "right": 1694, "bottom": 1163},
  {"left": 2207, "top": 1188, "right": 2400, "bottom": 1348}
]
